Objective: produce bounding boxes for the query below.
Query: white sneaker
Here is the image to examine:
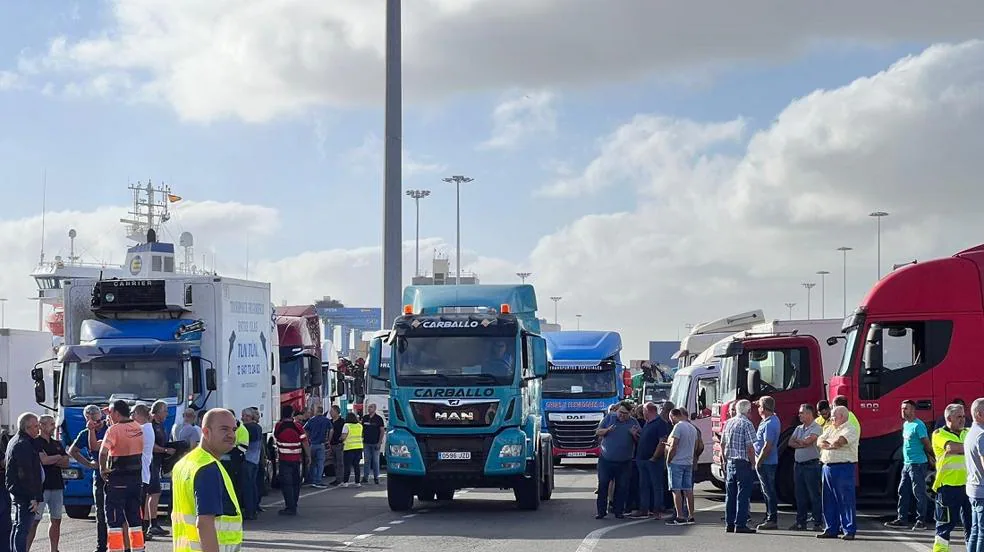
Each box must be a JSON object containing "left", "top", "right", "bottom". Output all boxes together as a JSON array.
[
  {"left": 340, "top": 482, "right": 350, "bottom": 488},
  {"left": 355, "top": 483, "right": 363, "bottom": 488}
]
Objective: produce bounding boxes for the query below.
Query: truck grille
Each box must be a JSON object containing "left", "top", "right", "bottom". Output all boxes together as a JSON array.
[
  {"left": 410, "top": 401, "right": 498, "bottom": 427},
  {"left": 417, "top": 435, "right": 491, "bottom": 474},
  {"left": 548, "top": 420, "right": 600, "bottom": 450}
]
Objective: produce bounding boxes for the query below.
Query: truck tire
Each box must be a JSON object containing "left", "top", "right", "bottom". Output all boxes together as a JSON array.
[
  {"left": 387, "top": 475, "right": 415, "bottom": 511},
  {"left": 540, "top": 441, "right": 554, "bottom": 501},
  {"left": 515, "top": 457, "right": 542, "bottom": 510},
  {"left": 65, "top": 505, "right": 92, "bottom": 519}
]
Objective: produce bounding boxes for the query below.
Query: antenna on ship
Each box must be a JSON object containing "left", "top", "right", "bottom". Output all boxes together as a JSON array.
[
  {"left": 120, "top": 179, "right": 173, "bottom": 243},
  {"left": 38, "top": 169, "right": 47, "bottom": 267}
]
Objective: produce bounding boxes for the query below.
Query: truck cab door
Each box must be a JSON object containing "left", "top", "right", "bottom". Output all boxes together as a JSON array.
[{"left": 693, "top": 375, "right": 717, "bottom": 464}]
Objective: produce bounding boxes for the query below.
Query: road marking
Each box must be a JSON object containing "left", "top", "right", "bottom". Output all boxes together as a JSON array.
[
  {"left": 390, "top": 520, "right": 405, "bottom": 524},
  {"left": 402, "top": 513, "right": 418, "bottom": 518},
  {"left": 355, "top": 534, "right": 372, "bottom": 540},
  {"left": 374, "top": 526, "right": 390, "bottom": 532},
  {"left": 260, "top": 474, "right": 388, "bottom": 507},
  {"left": 574, "top": 503, "right": 723, "bottom": 552}
]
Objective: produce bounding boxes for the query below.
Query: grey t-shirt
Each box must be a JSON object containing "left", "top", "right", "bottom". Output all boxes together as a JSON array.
[
  {"left": 669, "top": 421, "right": 699, "bottom": 466},
  {"left": 792, "top": 421, "right": 822, "bottom": 462},
  {"left": 965, "top": 423, "right": 984, "bottom": 499},
  {"left": 598, "top": 414, "right": 640, "bottom": 462}
]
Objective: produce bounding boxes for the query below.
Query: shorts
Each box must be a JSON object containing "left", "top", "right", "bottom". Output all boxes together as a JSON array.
[
  {"left": 668, "top": 463, "right": 694, "bottom": 491},
  {"left": 146, "top": 460, "right": 162, "bottom": 494},
  {"left": 35, "top": 489, "right": 65, "bottom": 520}
]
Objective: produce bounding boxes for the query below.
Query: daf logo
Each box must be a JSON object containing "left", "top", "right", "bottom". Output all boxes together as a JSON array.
[
  {"left": 564, "top": 414, "right": 587, "bottom": 420},
  {"left": 435, "top": 411, "right": 474, "bottom": 421}
]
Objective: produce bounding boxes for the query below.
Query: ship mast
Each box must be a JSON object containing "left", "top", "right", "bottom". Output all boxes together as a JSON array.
[{"left": 120, "top": 180, "right": 172, "bottom": 243}]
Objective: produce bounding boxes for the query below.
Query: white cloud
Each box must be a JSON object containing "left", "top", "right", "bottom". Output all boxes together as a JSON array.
[
  {"left": 479, "top": 89, "right": 557, "bottom": 150},
  {"left": 0, "top": 71, "right": 23, "bottom": 90},
  {"left": 343, "top": 133, "right": 447, "bottom": 177},
  {"left": 10, "top": 1, "right": 984, "bottom": 121}
]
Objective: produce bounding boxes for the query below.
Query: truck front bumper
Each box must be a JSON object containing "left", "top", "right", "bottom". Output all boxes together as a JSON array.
[
  {"left": 385, "top": 428, "right": 530, "bottom": 478},
  {"left": 552, "top": 446, "right": 600, "bottom": 459}
]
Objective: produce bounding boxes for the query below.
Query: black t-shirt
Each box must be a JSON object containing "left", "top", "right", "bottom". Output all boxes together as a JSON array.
[
  {"left": 361, "top": 414, "right": 385, "bottom": 445},
  {"left": 329, "top": 418, "right": 345, "bottom": 445},
  {"left": 152, "top": 421, "right": 167, "bottom": 464},
  {"left": 34, "top": 437, "right": 66, "bottom": 490}
]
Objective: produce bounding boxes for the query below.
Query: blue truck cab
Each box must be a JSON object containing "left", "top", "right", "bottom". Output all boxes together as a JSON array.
[
  {"left": 541, "top": 331, "right": 627, "bottom": 465},
  {"left": 367, "top": 284, "right": 555, "bottom": 511}
]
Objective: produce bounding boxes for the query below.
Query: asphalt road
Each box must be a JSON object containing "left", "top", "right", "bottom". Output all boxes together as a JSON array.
[{"left": 29, "top": 461, "right": 949, "bottom": 552}]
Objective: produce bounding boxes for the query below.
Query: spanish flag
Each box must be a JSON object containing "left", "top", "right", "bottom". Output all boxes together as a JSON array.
[{"left": 167, "top": 193, "right": 182, "bottom": 203}]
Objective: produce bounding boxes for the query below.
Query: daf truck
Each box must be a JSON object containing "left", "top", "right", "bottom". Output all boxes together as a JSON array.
[
  {"left": 367, "top": 284, "right": 554, "bottom": 512},
  {"left": 32, "top": 271, "right": 280, "bottom": 518},
  {"left": 709, "top": 318, "right": 844, "bottom": 503},
  {"left": 541, "top": 331, "right": 627, "bottom": 465}
]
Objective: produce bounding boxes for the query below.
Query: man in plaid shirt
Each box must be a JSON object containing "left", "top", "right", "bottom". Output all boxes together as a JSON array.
[{"left": 721, "top": 399, "right": 757, "bottom": 534}]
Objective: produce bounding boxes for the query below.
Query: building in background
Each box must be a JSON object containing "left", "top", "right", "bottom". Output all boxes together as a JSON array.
[
  {"left": 411, "top": 253, "right": 479, "bottom": 285},
  {"left": 539, "top": 319, "right": 561, "bottom": 332}
]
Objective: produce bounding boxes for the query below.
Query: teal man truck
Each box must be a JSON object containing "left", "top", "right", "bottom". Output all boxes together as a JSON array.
[{"left": 367, "top": 284, "right": 555, "bottom": 512}]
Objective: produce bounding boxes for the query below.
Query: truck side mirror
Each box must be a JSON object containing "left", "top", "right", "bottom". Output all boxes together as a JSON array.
[
  {"left": 205, "top": 367, "right": 217, "bottom": 391},
  {"left": 746, "top": 368, "right": 761, "bottom": 396},
  {"left": 34, "top": 380, "right": 46, "bottom": 405},
  {"left": 864, "top": 325, "right": 884, "bottom": 375},
  {"left": 0, "top": 380, "right": 7, "bottom": 401},
  {"left": 309, "top": 357, "right": 324, "bottom": 387},
  {"left": 367, "top": 337, "right": 383, "bottom": 379},
  {"left": 530, "top": 336, "right": 548, "bottom": 378}
]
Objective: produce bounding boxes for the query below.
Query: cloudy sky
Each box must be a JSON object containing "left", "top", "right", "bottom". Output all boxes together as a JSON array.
[{"left": 2, "top": 1, "right": 983, "bottom": 361}]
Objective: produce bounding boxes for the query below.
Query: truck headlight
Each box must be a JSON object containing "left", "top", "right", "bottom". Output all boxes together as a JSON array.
[
  {"left": 498, "top": 444, "right": 523, "bottom": 458},
  {"left": 389, "top": 444, "right": 411, "bottom": 458}
]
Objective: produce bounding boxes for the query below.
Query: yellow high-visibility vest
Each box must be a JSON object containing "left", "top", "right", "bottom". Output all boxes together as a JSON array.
[
  {"left": 171, "top": 447, "right": 243, "bottom": 552},
  {"left": 343, "top": 422, "right": 364, "bottom": 451},
  {"left": 235, "top": 423, "right": 249, "bottom": 453},
  {"left": 932, "top": 427, "right": 968, "bottom": 491}
]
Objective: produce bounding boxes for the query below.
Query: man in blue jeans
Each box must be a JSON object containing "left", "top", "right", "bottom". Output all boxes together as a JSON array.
[
  {"left": 963, "top": 397, "right": 984, "bottom": 552},
  {"left": 629, "top": 402, "right": 670, "bottom": 519},
  {"left": 594, "top": 400, "right": 640, "bottom": 519},
  {"left": 885, "top": 399, "right": 933, "bottom": 530},
  {"left": 788, "top": 403, "right": 823, "bottom": 531},
  {"left": 754, "top": 396, "right": 781, "bottom": 530},
  {"left": 361, "top": 403, "right": 386, "bottom": 485},
  {"left": 721, "top": 399, "right": 757, "bottom": 534},
  {"left": 303, "top": 406, "right": 331, "bottom": 488}
]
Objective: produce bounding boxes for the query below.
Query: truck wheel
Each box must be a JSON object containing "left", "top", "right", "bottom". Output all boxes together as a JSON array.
[
  {"left": 387, "top": 475, "right": 415, "bottom": 512},
  {"left": 65, "top": 505, "right": 92, "bottom": 519},
  {"left": 515, "top": 458, "right": 542, "bottom": 510},
  {"left": 552, "top": 457, "right": 562, "bottom": 467},
  {"left": 540, "top": 439, "right": 554, "bottom": 501}
]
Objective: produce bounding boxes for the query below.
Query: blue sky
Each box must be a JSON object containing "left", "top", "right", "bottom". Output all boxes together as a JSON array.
[{"left": 1, "top": 2, "right": 981, "bottom": 360}]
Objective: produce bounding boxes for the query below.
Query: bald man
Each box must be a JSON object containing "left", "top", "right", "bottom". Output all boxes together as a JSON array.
[{"left": 171, "top": 410, "right": 243, "bottom": 552}]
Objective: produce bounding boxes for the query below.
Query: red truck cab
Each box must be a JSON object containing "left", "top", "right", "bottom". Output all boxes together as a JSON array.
[
  {"left": 710, "top": 333, "right": 829, "bottom": 503},
  {"left": 274, "top": 306, "right": 324, "bottom": 416},
  {"left": 828, "top": 243, "right": 984, "bottom": 498}
]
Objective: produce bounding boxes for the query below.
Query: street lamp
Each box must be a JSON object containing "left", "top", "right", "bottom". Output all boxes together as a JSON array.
[
  {"left": 405, "top": 189, "right": 431, "bottom": 277},
  {"left": 816, "top": 270, "right": 830, "bottom": 318},
  {"left": 516, "top": 272, "right": 531, "bottom": 284},
  {"left": 0, "top": 298, "right": 6, "bottom": 327},
  {"left": 870, "top": 211, "right": 889, "bottom": 279},
  {"left": 549, "top": 296, "right": 562, "bottom": 324},
  {"left": 802, "top": 283, "right": 816, "bottom": 320},
  {"left": 576, "top": 314, "right": 582, "bottom": 330},
  {"left": 442, "top": 175, "right": 474, "bottom": 285},
  {"left": 785, "top": 302, "right": 796, "bottom": 320},
  {"left": 837, "top": 246, "right": 853, "bottom": 317}
]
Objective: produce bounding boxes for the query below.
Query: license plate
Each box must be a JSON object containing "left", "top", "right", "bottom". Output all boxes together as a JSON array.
[
  {"left": 161, "top": 481, "right": 171, "bottom": 491},
  {"left": 437, "top": 452, "right": 471, "bottom": 460},
  {"left": 566, "top": 451, "right": 588, "bottom": 457}
]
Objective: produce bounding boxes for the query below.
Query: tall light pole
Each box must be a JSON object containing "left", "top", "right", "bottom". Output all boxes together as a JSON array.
[
  {"left": 516, "top": 272, "right": 531, "bottom": 284},
  {"left": 576, "top": 314, "right": 582, "bottom": 330},
  {"left": 405, "top": 189, "right": 431, "bottom": 277},
  {"left": 802, "top": 283, "right": 816, "bottom": 320},
  {"left": 0, "top": 298, "right": 6, "bottom": 327},
  {"left": 837, "top": 246, "right": 853, "bottom": 317},
  {"left": 549, "top": 296, "right": 562, "bottom": 324},
  {"left": 816, "top": 270, "right": 830, "bottom": 318},
  {"left": 870, "top": 211, "right": 889, "bottom": 279},
  {"left": 382, "top": 0, "right": 402, "bottom": 327},
  {"left": 785, "top": 302, "right": 796, "bottom": 320},
  {"left": 442, "top": 175, "right": 474, "bottom": 285}
]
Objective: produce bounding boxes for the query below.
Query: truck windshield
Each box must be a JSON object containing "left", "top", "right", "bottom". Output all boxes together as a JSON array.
[
  {"left": 61, "top": 359, "right": 183, "bottom": 406},
  {"left": 836, "top": 326, "right": 860, "bottom": 376},
  {"left": 279, "top": 355, "right": 305, "bottom": 393},
  {"left": 394, "top": 336, "right": 515, "bottom": 386},
  {"left": 542, "top": 369, "right": 615, "bottom": 398},
  {"left": 669, "top": 376, "right": 690, "bottom": 409}
]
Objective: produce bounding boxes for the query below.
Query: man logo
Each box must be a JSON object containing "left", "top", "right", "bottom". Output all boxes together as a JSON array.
[
  {"left": 448, "top": 399, "right": 461, "bottom": 406},
  {"left": 435, "top": 411, "right": 474, "bottom": 421}
]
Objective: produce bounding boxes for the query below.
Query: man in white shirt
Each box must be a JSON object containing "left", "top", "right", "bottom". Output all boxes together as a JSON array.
[
  {"left": 132, "top": 404, "right": 157, "bottom": 541},
  {"left": 816, "top": 405, "right": 860, "bottom": 541}
]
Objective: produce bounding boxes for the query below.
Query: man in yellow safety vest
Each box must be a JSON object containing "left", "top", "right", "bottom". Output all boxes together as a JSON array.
[
  {"left": 931, "top": 403, "right": 972, "bottom": 552},
  {"left": 171, "top": 409, "right": 243, "bottom": 552}
]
